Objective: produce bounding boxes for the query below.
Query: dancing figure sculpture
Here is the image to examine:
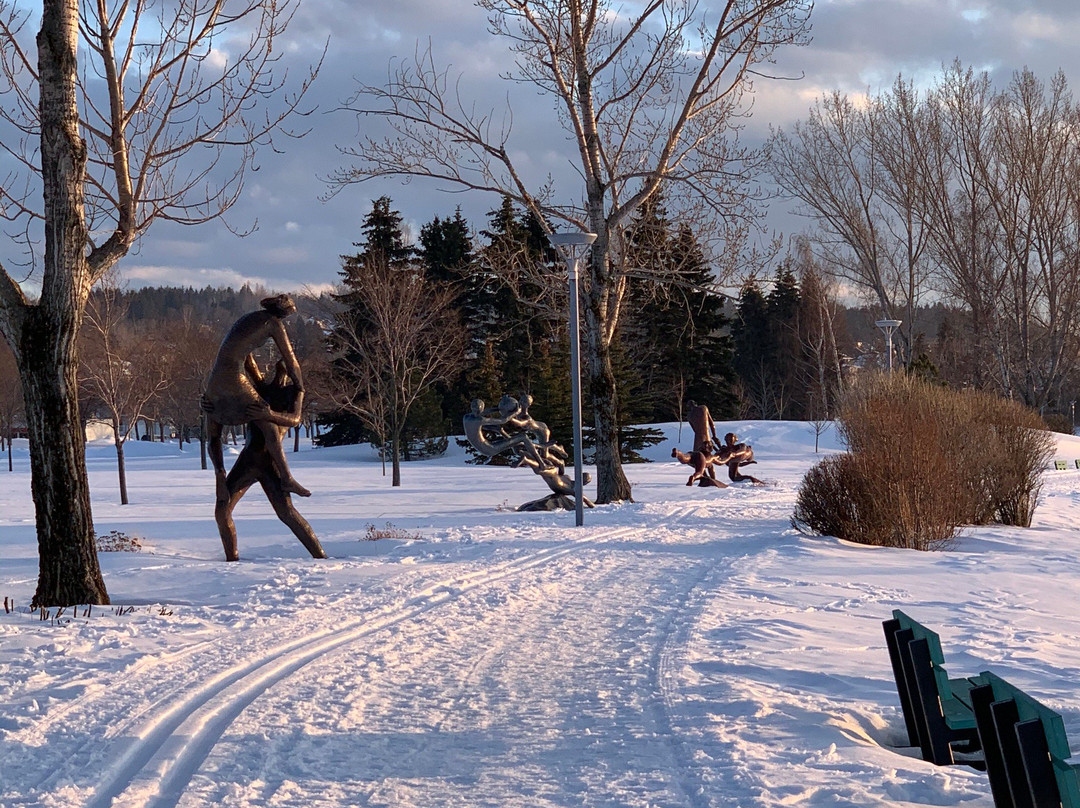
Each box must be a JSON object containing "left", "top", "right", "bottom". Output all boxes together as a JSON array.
[
  {"left": 463, "top": 395, "right": 591, "bottom": 511},
  {"left": 687, "top": 400, "right": 722, "bottom": 482},
  {"left": 205, "top": 360, "right": 326, "bottom": 561},
  {"left": 671, "top": 447, "right": 727, "bottom": 488},
  {"left": 717, "top": 432, "right": 763, "bottom": 485},
  {"left": 204, "top": 294, "right": 310, "bottom": 503}
]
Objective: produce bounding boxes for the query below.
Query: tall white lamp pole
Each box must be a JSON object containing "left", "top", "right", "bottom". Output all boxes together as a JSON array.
[
  {"left": 875, "top": 319, "right": 903, "bottom": 373},
  {"left": 549, "top": 231, "right": 597, "bottom": 527}
]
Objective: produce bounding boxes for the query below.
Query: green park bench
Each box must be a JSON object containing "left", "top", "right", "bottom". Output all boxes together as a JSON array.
[
  {"left": 971, "top": 671, "right": 1080, "bottom": 808},
  {"left": 882, "top": 610, "right": 984, "bottom": 765}
]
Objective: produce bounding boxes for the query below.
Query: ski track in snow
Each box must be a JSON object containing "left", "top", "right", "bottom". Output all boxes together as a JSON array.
[
  {"left": 173, "top": 521, "right": 731, "bottom": 807},
  {"left": 12, "top": 528, "right": 649, "bottom": 808}
]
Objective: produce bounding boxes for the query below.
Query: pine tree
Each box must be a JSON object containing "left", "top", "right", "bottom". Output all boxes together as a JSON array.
[
  {"left": 765, "top": 265, "right": 803, "bottom": 419},
  {"left": 418, "top": 208, "right": 478, "bottom": 422},
  {"left": 621, "top": 197, "right": 736, "bottom": 424},
  {"left": 732, "top": 282, "right": 772, "bottom": 418},
  {"left": 418, "top": 208, "right": 473, "bottom": 285},
  {"left": 475, "top": 198, "right": 559, "bottom": 395}
]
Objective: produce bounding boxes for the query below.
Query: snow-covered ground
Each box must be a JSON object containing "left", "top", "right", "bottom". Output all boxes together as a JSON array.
[{"left": 2, "top": 421, "right": 1080, "bottom": 807}]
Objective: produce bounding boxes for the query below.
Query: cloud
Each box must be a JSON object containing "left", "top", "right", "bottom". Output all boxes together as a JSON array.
[
  {"left": 123, "top": 264, "right": 276, "bottom": 291},
  {"left": 7, "top": 0, "right": 1080, "bottom": 293}
]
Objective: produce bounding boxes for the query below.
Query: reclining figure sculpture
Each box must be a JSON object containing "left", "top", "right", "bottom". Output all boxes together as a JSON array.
[{"left": 463, "top": 394, "right": 592, "bottom": 512}]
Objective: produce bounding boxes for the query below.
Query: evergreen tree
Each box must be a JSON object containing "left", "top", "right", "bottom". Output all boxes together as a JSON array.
[
  {"left": 418, "top": 208, "right": 478, "bottom": 423},
  {"left": 476, "top": 198, "right": 560, "bottom": 395},
  {"left": 765, "top": 265, "right": 804, "bottom": 419},
  {"left": 667, "top": 224, "right": 737, "bottom": 420},
  {"left": 732, "top": 282, "right": 773, "bottom": 418},
  {"left": 357, "top": 196, "right": 413, "bottom": 268},
  {"left": 621, "top": 197, "right": 737, "bottom": 424},
  {"left": 418, "top": 208, "right": 473, "bottom": 285}
]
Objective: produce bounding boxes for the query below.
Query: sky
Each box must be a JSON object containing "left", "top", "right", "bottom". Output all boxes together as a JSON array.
[{"left": 7, "top": 0, "right": 1080, "bottom": 294}]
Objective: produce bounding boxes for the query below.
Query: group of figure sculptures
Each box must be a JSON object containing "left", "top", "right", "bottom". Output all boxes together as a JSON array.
[
  {"left": 201, "top": 299, "right": 761, "bottom": 561},
  {"left": 462, "top": 395, "right": 589, "bottom": 512},
  {"left": 671, "top": 400, "right": 762, "bottom": 488}
]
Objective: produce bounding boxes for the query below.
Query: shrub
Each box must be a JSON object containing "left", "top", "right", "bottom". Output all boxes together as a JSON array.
[
  {"left": 970, "top": 391, "right": 1054, "bottom": 527},
  {"left": 793, "top": 373, "right": 1053, "bottom": 549},
  {"left": 95, "top": 529, "right": 143, "bottom": 552}
]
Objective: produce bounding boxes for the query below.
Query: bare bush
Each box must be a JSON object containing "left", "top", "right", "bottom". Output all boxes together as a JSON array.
[
  {"left": 794, "top": 372, "right": 1053, "bottom": 549},
  {"left": 970, "top": 391, "right": 1054, "bottom": 527}
]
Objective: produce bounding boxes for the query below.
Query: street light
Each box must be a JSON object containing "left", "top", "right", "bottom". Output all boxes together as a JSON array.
[
  {"left": 875, "top": 319, "right": 902, "bottom": 373},
  {"left": 549, "top": 230, "right": 597, "bottom": 526}
]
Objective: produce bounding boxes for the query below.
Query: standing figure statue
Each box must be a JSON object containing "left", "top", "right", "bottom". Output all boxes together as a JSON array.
[
  {"left": 205, "top": 360, "right": 327, "bottom": 561},
  {"left": 687, "top": 400, "right": 722, "bottom": 483},
  {"left": 204, "top": 294, "right": 310, "bottom": 502},
  {"left": 463, "top": 395, "right": 591, "bottom": 511}
]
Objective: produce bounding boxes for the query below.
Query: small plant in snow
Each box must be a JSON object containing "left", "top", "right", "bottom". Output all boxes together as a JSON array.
[
  {"left": 362, "top": 522, "right": 423, "bottom": 541},
  {"left": 95, "top": 529, "right": 143, "bottom": 553}
]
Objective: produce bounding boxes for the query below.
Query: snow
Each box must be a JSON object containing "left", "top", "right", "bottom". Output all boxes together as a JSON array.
[{"left": 2, "top": 420, "right": 1080, "bottom": 807}]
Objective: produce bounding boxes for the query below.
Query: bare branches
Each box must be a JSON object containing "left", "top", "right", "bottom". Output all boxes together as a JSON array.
[
  {"left": 775, "top": 62, "right": 1080, "bottom": 411},
  {"left": 332, "top": 0, "right": 811, "bottom": 503},
  {"left": 334, "top": 0, "right": 811, "bottom": 235},
  {"left": 0, "top": 0, "right": 322, "bottom": 283},
  {"left": 324, "top": 258, "right": 467, "bottom": 483}
]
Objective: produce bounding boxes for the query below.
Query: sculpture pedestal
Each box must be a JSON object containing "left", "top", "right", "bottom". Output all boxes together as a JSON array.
[{"left": 517, "top": 493, "right": 595, "bottom": 512}]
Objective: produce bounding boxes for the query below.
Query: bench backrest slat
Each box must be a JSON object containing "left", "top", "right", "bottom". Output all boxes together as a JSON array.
[
  {"left": 980, "top": 670, "right": 1079, "bottom": 808},
  {"left": 893, "top": 609, "right": 946, "bottom": 665},
  {"left": 982, "top": 671, "right": 1072, "bottom": 760}
]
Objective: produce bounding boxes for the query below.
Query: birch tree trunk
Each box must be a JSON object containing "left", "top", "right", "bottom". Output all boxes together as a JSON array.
[{"left": 20, "top": 0, "right": 109, "bottom": 607}]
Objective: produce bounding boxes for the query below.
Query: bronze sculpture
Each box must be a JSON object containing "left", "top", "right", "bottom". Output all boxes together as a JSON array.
[
  {"left": 671, "top": 446, "right": 727, "bottom": 488},
  {"left": 204, "top": 294, "right": 310, "bottom": 502},
  {"left": 717, "top": 432, "right": 763, "bottom": 485},
  {"left": 687, "top": 400, "right": 722, "bottom": 483},
  {"left": 205, "top": 360, "right": 327, "bottom": 561},
  {"left": 687, "top": 400, "right": 721, "bottom": 453},
  {"left": 673, "top": 401, "right": 764, "bottom": 488},
  {"left": 463, "top": 395, "right": 591, "bottom": 511}
]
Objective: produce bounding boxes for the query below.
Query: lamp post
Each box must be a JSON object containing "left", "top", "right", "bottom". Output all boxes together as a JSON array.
[
  {"left": 549, "top": 231, "right": 597, "bottom": 526},
  {"left": 875, "top": 319, "right": 903, "bottom": 373}
]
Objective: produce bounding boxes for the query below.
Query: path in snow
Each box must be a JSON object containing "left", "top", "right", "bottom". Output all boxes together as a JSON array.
[{"left": 6, "top": 511, "right": 745, "bottom": 808}]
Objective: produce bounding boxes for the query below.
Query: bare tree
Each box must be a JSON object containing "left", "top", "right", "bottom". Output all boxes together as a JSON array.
[
  {"left": 982, "top": 69, "right": 1080, "bottom": 411},
  {"left": 332, "top": 0, "right": 812, "bottom": 503},
  {"left": 0, "top": 339, "right": 23, "bottom": 471},
  {"left": 770, "top": 88, "right": 925, "bottom": 363},
  {"left": 795, "top": 242, "right": 844, "bottom": 408},
  {"left": 917, "top": 61, "right": 1006, "bottom": 390},
  {"left": 778, "top": 63, "right": 1080, "bottom": 414},
  {"left": 79, "top": 276, "right": 169, "bottom": 504},
  {"left": 325, "top": 259, "right": 467, "bottom": 486},
  {"left": 158, "top": 314, "right": 224, "bottom": 464},
  {"left": 0, "top": 0, "right": 318, "bottom": 605}
]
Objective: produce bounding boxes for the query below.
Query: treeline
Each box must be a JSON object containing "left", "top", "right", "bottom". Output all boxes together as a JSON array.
[
  {"left": 9, "top": 170, "right": 1075, "bottom": 490},
  {"left": 316, "top": 194, "right": 741, "bottom": 476},
  {"left": 771, "top": 61, "right": 1080, "bottom": 420},
  {"left": 314, "top": 195, "right": 876, "bottom": 476}
]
